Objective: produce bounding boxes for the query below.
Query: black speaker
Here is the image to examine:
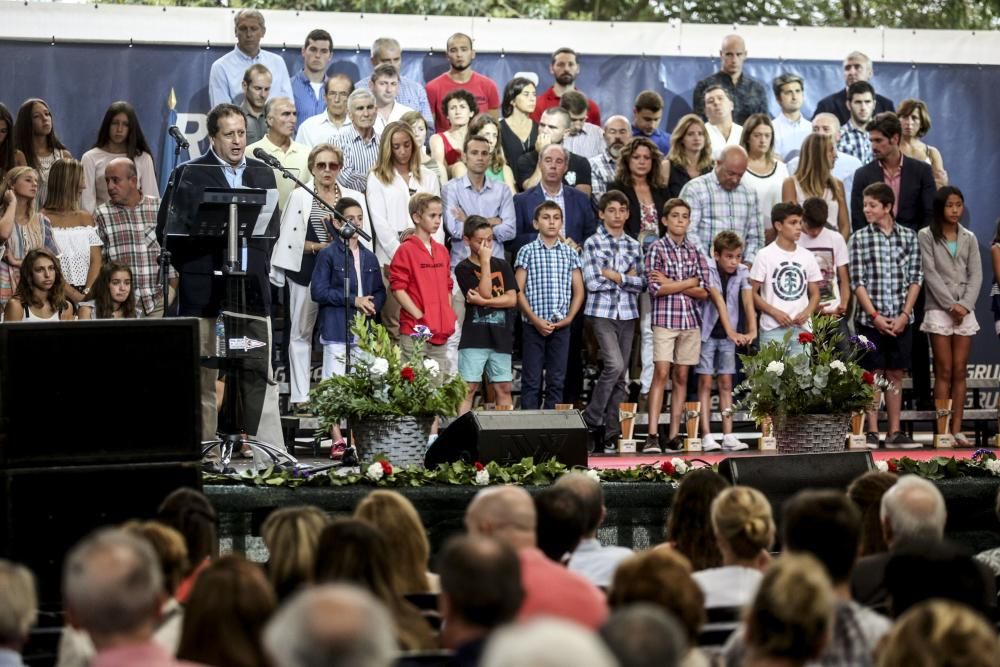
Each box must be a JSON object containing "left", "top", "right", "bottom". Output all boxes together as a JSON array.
[
  {"left": 425, "top": 410, "right": 589, "bottom": 468},
  {"left": 0, "top": 319, "right": 202, "bottom": 467}
]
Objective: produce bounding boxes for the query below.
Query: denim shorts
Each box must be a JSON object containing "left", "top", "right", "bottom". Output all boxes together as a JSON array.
[
  {"left": 695, "top": 337, "right": 737, "bottom": 375},
  {"left": 458, "top": 348, "right": 513, "bottom": 383}
]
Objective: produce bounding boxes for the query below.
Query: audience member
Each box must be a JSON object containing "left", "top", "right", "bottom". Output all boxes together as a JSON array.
[
  {"left": 63, "top": 529, "right": 202, "bottom": 667},
  {"left": 787, "top": 112, "right": 862, "bottom": 205},
  {"left": 516, "top": 107, "right": 592, "bottom": 195},
  {"left": 12, "top": 98, "right": 72, "bottom": 205},
  {"left": 581, "top": 191, "right": 645, "bottom": 453},
  {"left": 356, "top": 37, "right": 434, "bottom": 127},
  {"left": 532, "top": 48, "right": 601, "bottom": 125},
  {"left": 554, "top": 471, "right": 633, "bottom": 587},
  {"left": 94, "top": 157, "right": 174, "bottom": 318},
  {"left": 560, "top": 91, "right": 604, "bottom": 159},
  {"left": 740, "top": 114, "right": 788, "bottom": 235},
  {"left": 480, "top": 618, "right": 617, "bottom": 667},
  {"left": 425, "top": 33, "right": 500, "bottom": 131},
  {"left": 240, "top": 64, "right": 272, "bottom": 146},
  {"left": 464, "top": 486, "right": 608, "bottom": 629},
  {"left": 498, "top": 77, "right": 539, "bottom": 175},
  {"left": 782, "top": 133, "right": 850, "bottom": 237},
  {"left": 454, "top": 215, "right": 518, "bottom": 413},
  {"left": 77, "top": 261, "right": 137, "bottom": 320},
  {"left": 644, "top": 198, "right": 710, "bottom": 453},
  {"left": 156, "top": 488, "right": 218, "bottom": 604},
  {"left": 797, "top": 197, "right": 850, "bottom": 322},
  {"left": 607, "top": 137, "right": 671, "bottom": 245},
  {"left": 514, "top": 199, "right": 585, "bottom": 409},
  {"left": 370, "top": 64, "right": 414, "bottom": 135},
  {"left": 0, "top": 103, "right": 23, "bottom": 181},
  {"left": 602, "top": 604, "right": 687, "bottom": 667},
  {"left": 81, "top": 101, "right": 157, "bottom": 213},
  {"left": 703, "top": 86, "right": 743, "bottom": 160},
  {"left": 355, "top": 490, "right": 439, "bottom": 594},
  {"left": 884, "top": 538, "right": 996, "bottom": 619},
  {"left": 533, "top": 485, "right": 587, "bottom": 563},
  {"left": 209, "top": 9, "right": 293, "bottom": 107},
  {"left": 847, "top": 471, "right": 898, "bottom": 557},
  {"left": 664, "top": 114, "right": 714, "bottom": 199},
  {"left": 311, "top": 196, "right": 385, "bottom": 453},
  {"left": 0, "top": 559, "right": 36, "bottom": 666},
  {"left": 680, "top": 145, "right": 762, "bottom": 262},
  {"left": 3, "top": 246, "right": 73, "bottom": 322},
  {"left": 260, "top": 506, "right": 329, "bottom": 602},
  {"left": 314, "top": 519, "right": 437, "bottom": 649},
  {"left": 898, "top": 98, "right": 948, "bottom": 188},
  {"left": 697, "top": 231, "right": 755, "bottom": 452},
  {"left": 40, "top": 158, "right": 102, "bottom": 305},
  {"left": 467, "top": 113, "right": 517, "bottom": 192},
  {"left": 588, "top": 115, "right": 630, "bottom": 200},
  {"left": 974, "top": 485, "right": 1000, "bottom": 578},
  {"left": 693, "top": 34, "right": 768, "bottom": 124},
  {"left": 430, "top": 88, "right": 477, "bottom": 179},
  {"left": 877, "top": 599, "right": 1000, "bottom": 667},
  {"left": 403, "top": 109, "right": 445, "bottom": 187},
  {"left": 0, "top": 166, "right": 59, "bottom": 308},
  {"left": 609, "top": 549, "right": 709, "bottom": 667},
  {"left": 813, "top": 51, "right": 895, "bottom": 125},
  {"left": 631, "top": 90, "right": 670, "bottom": 155},
  {"left": 436, "top": 535, "right": 523, "bottom": 666},
  {"left": 333, "top": 89, "right": 381, "bottom": 192},
  {"left": 264, "top": 584, "right": 396, "bottom": 667},
  {"left": 837, "top": 80, "right": 878, "bottom": 164},
  {"left": 296, "top": 74, "right": 353, "bottom": 147},
  {"left": 919, "top": 185, "right": 981, "bottom": 446},
  {"left": 770, "top": 72, "right": 811, "bottom": 161},
  {"left": 849, "top": 182, "right": 923, "bottom": 447},
  {"left": 663, "top": 468, "right": 730, "bottom": 571},
  {"left": 272, "top": 143, "right": 370, "bottom": 415},
  {"left": 247, "top": 96, "right": 308, "bottom": 209},
  {"left": 291, "top": 29, "right": 333, "bottom": 122}
]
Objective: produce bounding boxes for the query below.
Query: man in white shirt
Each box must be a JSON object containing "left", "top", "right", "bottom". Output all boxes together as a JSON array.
[
  {"left": 555, "top": 472, "right": 632, "bottom": 589},
  {"left": 295, "top": 74, "right": 353, "bottom": 148},
  {"left": 209, "top": 9, "right": 292, "bottom": 107},
  {"left": 247, "top": 96, "right": 309, "bottom": 211},
  {"left": 771, "top": 72, "right": 811, "bottom": 162},
  {"left": 370, "top": 64, "right": 414, "bottom": 136},
  {"left": 787, "top": 113, "right": 862, "bottom": 204},
  {"left": 704, "top": 86, "right": 743, "bottom": 160}
]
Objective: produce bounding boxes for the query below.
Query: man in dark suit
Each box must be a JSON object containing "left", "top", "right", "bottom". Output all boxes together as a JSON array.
[
  {"left": 813, "top": 51, "right": 895, "bottom": 125},
  {"left": 156, "top": 103, "right": 283, "bottom": 451}
]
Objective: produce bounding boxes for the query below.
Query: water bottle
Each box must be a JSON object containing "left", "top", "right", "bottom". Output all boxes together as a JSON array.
[{"left": 215, "top": 314, "right": 226, "bottom": 357}]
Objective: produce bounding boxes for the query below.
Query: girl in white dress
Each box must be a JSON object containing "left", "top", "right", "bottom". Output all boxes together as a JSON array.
[{"left": 3, "top": 247, "right": 73, "bottom": 321}]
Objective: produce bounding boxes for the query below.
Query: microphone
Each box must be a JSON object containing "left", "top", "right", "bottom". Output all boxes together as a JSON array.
[
  {"left": 167, "top": 125, "right": 189, "bottom": 149},
  {"left": 252, "top": 148, "right": 283, "bottom": 169}
]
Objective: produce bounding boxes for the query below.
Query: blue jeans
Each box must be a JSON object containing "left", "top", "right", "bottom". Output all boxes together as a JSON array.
[
  {"left": 520, "top": 324, "right": 571, "bottom": 409},
  {"left": 760, "top": 326, "right": 809, "bottom": 356}
]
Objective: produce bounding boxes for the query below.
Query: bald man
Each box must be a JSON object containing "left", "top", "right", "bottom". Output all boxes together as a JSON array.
[
  {"left": 589, "top": 115, "right": 632, "bottom": 202},
  {"left": 786, "top": 114, "right": 863, "bottom": 204},
  {"left": 465, "top": 486, "right": 608, "bottom": 629},
  {"left": 692, "top": 34, "right": 769, "bottom": 124}
]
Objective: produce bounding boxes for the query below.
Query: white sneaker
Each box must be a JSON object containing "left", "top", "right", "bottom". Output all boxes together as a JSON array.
[
  {"left": 722, "top": 434, "right": 749, "bottom": 451},
  {"left": 427, "top": 434, "right": 439, "bottom": 448},
  {"left": 702, "top": 433, "right": 722, "bottom": 452}
]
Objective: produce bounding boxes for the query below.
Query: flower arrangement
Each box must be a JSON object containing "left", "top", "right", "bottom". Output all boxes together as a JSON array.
[
  {"left": 736, "top": 315, "right": 892, "bottom": 424},
  {"left": 308, "top": 314, "right": 467, "bottom": 433}
]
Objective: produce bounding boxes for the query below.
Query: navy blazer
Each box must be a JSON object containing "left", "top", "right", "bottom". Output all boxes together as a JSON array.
[
  {"left": 310, "top": 241, "right": 386, "bottom": 344},
  {"left": 607, "top": 180, "right": 672, "bottom": 240},
  {"left": 511, "top": 184, "right": 597, "bottom": 257},
  {"left": 155, "top": 152, "right": 281, "bottom": 317},
  {"left": 850, "top": 155, "right": 935, "bottom": 232}
]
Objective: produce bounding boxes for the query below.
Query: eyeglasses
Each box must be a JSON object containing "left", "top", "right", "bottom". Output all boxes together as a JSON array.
[{"left": 315, "top": 162, "right": 341, "bottom": 171}]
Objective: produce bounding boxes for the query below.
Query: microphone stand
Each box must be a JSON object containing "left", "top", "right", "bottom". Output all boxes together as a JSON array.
[{"left": 160, "top": 133, "right": 188, "bottom": 316}]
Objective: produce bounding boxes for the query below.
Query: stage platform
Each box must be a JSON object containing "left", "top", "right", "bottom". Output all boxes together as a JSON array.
[{"left": 588, "top": 447, "right": 979, "bottom": 469}]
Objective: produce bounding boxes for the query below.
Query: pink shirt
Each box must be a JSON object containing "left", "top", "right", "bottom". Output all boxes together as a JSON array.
[
  {"left": 881, "top": 159, "right": 902, "bottom": 214},
  {"left": 92, "top": 642, "right": 206, "bottom": 667},
  {"left": 517, "top": 547, "right": 609, "bottom": 630}
]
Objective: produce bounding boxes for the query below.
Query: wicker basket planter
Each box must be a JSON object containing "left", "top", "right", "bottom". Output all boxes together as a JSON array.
[
  {"left": 773, "top": 413, "right": 852, "bottom": 454},
  {"left": 352, "top": 415, "right": 434, "bottom": 467}
]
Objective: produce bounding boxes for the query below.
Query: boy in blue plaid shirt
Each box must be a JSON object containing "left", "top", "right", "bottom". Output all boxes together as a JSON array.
[
  {"left": 581, "top": 190, "right": 645, "bottom": 451},
  {"left": 515, "top": 201, "right": 585, "bottom": 409},
  {"left": 643, "top": 198, "right": 711, "bottom": 453}
]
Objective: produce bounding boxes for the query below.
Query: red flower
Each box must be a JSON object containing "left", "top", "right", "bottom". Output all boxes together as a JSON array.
[
  {"left": 380, "top": 460, "right": 393, "bottom": 476},
  {"left": 887, "top": 460, "right": 898, "bottom": 473},
  {"left": 863, "top": 371, "right": 875, "bottom": 385},
  {"left": 474, "top": 462, "right": 484, "bottom": 471},
  {"left": 659, "top": 461, "right": 675, "bottom": 475},
  {"left": 798, "top": 331, "right": 815, "bottom": 344},
  {"left": 401, "top": 367, "right": 416, "bottom": 383}
]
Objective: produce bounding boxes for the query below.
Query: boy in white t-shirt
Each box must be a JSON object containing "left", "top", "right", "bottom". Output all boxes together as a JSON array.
[
  {"left": 796, "top": 197, "right": 850, "bottom": 318},
  {"left": 750, "top": 202, "right": 822, "bottom": 356}
]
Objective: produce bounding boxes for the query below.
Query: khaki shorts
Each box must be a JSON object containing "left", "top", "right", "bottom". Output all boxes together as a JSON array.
[{"left": 652, "top": 326, "right": 701, "bottom": 365}]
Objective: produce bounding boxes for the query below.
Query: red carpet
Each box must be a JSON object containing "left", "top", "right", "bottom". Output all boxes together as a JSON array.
[{"left": 589, "top": 448, "right": 979, "bottom": 470}]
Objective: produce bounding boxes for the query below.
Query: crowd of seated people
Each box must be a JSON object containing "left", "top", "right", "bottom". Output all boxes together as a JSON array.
[
  {"left": 0, "top": 14, "right": 994, "bottom": 456},
  {"left": 4, "top": 471, "right": 1000, "bottom": 667}
]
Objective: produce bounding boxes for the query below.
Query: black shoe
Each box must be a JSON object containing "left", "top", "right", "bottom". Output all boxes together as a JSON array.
[
  {"left": 865, "top": 432, "right": 881, "bottom": 449},
  {"left": 341, "top": 446, "right": 359, "bottom": 467},
  {"left": 640, "top": 433, "right": 660, "bottom": 454},
  {"left": 885, "top": 431, "right": 922, "bottom": 449},
  {"left": 662, "top": 435, "right": 685, "bottom": 453},
  {"left": 586, "top": 424, "right": 606, "bottom": 454}
]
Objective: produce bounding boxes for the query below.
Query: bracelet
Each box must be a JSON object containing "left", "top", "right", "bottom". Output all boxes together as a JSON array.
[{"left": 870, "top": 311, "right": 879, "bottom": 320}]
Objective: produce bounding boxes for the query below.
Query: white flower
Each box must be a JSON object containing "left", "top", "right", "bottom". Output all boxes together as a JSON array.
[
  {"left": 875, "top": 460, "right": 889, "bottom": 473},
  {"left": 366, "top": 462, "right": 384, "bottom": 481},
  {"left": 765, "top": 361, "right": 785, "bottom": 375},
  {"left": 369, "top": 357, "right": 389, "bottom": 377},
  {"left": 985, "top": 459, "right": 1000, "bottom": 475},
  {"left": 671, "top": 458, "right": 690, "bottom": 475},
  {"left": 423, "top": 359, "right": 440, "bottom": 377},
  {"left": 584, "top": 468, "right": 601, "bottom": 483},
  {"left": 830, "top": 360, "right": 847, "bottom": 373},
  {"left": 475, "top": 469, "right": 490, "bottom": 485},
  {"left": 857, "top": 335, "right": 870, "bottom": 346}
]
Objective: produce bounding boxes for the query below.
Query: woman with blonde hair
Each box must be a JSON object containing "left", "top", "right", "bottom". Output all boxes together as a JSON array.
[
  {"left": 261, "top": 505, "right": 329, "bottom": 601},
  {"left": 0, "top": 166, "right": 60, "bottom": 307},
  {"left": 665, "top": 114, "right": 714, "bottom": 198},
  {"left": 740, "top": 114, "right": 789, "bottom": 238},
  {"left": 354, "top": 490, "right": 438, "bottom": 594},
  {"left": 41, "top": 158, "right": 103, "bottom": 306},
  {"left": 898, "top": 98, "right": 948, "bottom": 188},
  {"left": 693, "top": 486, "right": 774, "bottom": 610},
  {"left": 877, "top": 600, "right": 1000, "bottom": 667},
  {"left": 782, "top": 133, "right": 849, "bottom": 238},
  {"left": 401, "top": 110, "right": 444, "bottom": 187}
]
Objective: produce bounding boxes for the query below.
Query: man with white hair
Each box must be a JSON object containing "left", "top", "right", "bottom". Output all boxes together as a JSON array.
[
  {"left": 813, "top": 51, "right": 895, "bottom": 125},
  {"left": 63, "top": 529, "right": 201, "bottom": 667},
  {"left": 555, "top": 472, "right": 632, "bottom": 588},
  {"left": 786, "top": 114, "right": 862, "bottom": 203},
  {"left": 356, "top": 37, "right": 434, "bottom": 129},
  {"left": 209, "top": 9, "right": 293, "bottom": 107},
  {"left": 264, "top": 584, "right": 396, "bottom": 667},
  {"left": 464, "top": 485, "right": 608, "bottom": 630},
  {"left": 480, "top": 618, "right": 617, "bottom": 667},
  {"left": 0, "top": 560, "right": 36, "bottom": 665}
]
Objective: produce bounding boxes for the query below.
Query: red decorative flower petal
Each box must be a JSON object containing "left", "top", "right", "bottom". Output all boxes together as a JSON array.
[
  {"left": 401, "top": 367, "right": 415, "bottom": 382},
  {"left": 863, "top": 371, "right": 875, "bottom": 385},
  {"left": 659, "top": 461, "right": 675, "bottom": 475},
  {"left": 474, "top": 462, "right": 484, "bottom": 471},
  {"left": 798, "top": 332, "right": 815, "bottom": 344},
  {"left": 380, "top": 460, "right": 393, "bottom": 475}
]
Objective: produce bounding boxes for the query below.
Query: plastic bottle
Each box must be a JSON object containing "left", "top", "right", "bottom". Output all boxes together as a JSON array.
[{"left": 216, "top": 314, "right": 226, "bottom": 357}]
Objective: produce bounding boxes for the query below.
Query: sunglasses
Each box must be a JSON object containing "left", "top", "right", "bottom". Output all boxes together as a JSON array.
[{"left": 315, "top": 162, "right": 342, "bottom": 171}]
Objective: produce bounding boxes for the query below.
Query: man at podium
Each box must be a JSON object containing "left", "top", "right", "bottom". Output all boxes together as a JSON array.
[{"left": 156, "top": 103, "right": 284, "bottom": 451}]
